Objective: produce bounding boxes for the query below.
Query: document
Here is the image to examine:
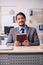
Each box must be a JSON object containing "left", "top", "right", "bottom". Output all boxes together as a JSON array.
[
  {"left": 16, "top": 34, "right": 27, "bottom": 43},
  {"left": 0, "top": 45, "right": 13, "bottom": 50}
]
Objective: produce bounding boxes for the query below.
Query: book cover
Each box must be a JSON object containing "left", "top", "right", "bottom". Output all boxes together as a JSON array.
[{"left": 16, "top": 34, "right": 27, "bottom": 43}]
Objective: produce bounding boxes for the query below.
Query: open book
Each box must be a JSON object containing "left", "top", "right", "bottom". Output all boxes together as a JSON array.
[{"left": 16, "top": 34, "right": 27, "bottom": 43}]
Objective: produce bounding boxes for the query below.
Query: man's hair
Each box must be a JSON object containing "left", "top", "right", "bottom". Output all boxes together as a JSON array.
[{"left": 16, "top": 12, "right": 26, "bottom": 20}]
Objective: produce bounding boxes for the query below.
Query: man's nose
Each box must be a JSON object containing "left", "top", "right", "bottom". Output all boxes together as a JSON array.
[{"left": 20, "top": 19, "right": 22, "bottom": 21}]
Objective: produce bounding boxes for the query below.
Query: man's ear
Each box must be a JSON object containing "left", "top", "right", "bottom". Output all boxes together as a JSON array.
[{"left": 25, "top": 18, "right": 26, "bottom": 22}]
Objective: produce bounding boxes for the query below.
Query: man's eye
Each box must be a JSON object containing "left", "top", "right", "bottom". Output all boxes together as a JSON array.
[
  {"left": 17, "top": 17, "right": 24, "bottom": 20},
  {"left": 21, "top": 17, "right": 24, "bottom": 19},
  {"left": 17, "top": 18, "right": 20, "bottom": 20}
]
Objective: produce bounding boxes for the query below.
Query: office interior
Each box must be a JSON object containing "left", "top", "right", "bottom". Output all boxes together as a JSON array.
[
  {"left": 0, "top": 0, "right": 43, "bottom": 65},
  {"left": 0, "top": 0, "right": 43, "bottom": 45}
]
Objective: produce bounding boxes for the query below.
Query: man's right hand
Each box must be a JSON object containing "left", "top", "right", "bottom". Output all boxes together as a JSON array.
[{"left": 14, "top": 41, "right": 21, "bottom": 46}]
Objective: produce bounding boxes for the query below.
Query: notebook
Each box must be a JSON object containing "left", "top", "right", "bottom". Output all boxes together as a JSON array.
[{"left": 16, "top": 34, "right": 27, "bottom": 43}]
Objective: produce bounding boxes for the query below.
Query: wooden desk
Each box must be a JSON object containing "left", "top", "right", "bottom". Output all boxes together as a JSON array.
[
  {"left": 0, "top": 46, "right": 43, "bottom": 53},
  {"left": 0, "top": 46, "right": 43, "bottom": 65}
]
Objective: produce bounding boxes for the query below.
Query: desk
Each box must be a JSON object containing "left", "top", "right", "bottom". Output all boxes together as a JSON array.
[{"left": 0, "top": 46, "right": 43, "bottom": 65}]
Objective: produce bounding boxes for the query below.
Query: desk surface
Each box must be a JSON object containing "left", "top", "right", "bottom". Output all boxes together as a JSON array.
[{"left": 0, "top": 46, "right": 43, "bottom": 53}]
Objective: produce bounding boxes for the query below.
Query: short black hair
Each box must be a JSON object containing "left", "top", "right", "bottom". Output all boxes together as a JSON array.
[{"left": 16, "top": 12, "right": 26, "bottom": 20}]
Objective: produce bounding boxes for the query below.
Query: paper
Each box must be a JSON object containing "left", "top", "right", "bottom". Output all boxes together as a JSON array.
[{"left": 0, "top": 45, "right": 13, "bottom": 50}]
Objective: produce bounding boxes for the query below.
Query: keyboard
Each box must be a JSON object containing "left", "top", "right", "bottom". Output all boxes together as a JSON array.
[{"left": 0, "top": 45, "right": 13, "bottom": 50}]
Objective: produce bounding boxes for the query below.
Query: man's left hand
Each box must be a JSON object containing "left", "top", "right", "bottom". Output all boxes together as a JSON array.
[{"left": 22, "top": 40, "right": 30, "bottom": 46}]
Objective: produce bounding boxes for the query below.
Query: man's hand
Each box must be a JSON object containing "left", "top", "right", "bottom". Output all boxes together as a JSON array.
[
  {"left": 14, "top": 41, "right": 21, "bottom": 46},
  {"left": 22, "top": 40, "right": 30, "bottom": 46}
]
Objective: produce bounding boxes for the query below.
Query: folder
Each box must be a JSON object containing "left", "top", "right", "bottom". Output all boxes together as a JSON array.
[{"left": 16, "top": 34, "right": 27, "bottom": 43}]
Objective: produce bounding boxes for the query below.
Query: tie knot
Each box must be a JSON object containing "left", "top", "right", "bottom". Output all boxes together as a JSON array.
[{"left": 21, "top": 28, "right": 24, "bottom": 33}]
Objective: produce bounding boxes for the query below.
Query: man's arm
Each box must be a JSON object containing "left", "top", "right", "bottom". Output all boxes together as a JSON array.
[
  {"left": 6, "top": 29, "right": 13, "bottom": 46},
  {"left": 30, "top": 29, "right": 40, "bottom": 46}
]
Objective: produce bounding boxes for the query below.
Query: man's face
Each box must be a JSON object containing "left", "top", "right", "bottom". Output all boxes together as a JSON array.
[{"left": 16, "top": 15, "right": 26, "bottom": 27}]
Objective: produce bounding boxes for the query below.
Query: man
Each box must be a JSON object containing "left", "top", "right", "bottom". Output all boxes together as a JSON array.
[{"left": 6, "top": 12, "right": 40, "bottom": 46}]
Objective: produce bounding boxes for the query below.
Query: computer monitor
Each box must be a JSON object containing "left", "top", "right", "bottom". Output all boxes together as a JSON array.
[{"left": 4, "top": 26, "right": 14, "bottom": 35}]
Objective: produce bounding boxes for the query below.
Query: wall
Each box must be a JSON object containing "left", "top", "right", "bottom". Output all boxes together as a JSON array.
[{"left": 0, "top": 0, "right": 43, "bottom": 42}]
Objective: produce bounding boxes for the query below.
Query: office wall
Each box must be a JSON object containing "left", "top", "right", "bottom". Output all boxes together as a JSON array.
[
  {"left": 0, "top": 0, "right": 43, "bottom": 38},
  {"left": 0, "top": 6, "right": 2, "bottom": 34}
]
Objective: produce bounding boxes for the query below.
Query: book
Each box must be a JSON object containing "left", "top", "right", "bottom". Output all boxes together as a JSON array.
[{"left": 16, "top": 34, "right": 27, "bottom": 43}]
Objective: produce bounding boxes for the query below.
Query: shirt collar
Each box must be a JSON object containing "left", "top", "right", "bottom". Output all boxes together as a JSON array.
[{"left": 18, "top": 25, "right": 26, "bottom": 30}]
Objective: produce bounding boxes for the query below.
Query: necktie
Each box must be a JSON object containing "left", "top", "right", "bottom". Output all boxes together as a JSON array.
[{"left": 21, "top": 28, "right": 24, "bottom": 33}]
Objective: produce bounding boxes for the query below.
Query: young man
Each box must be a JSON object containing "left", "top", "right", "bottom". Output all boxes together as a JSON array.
[{"left": 6, "top": 12, "right": 40, "bottom": 46}]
